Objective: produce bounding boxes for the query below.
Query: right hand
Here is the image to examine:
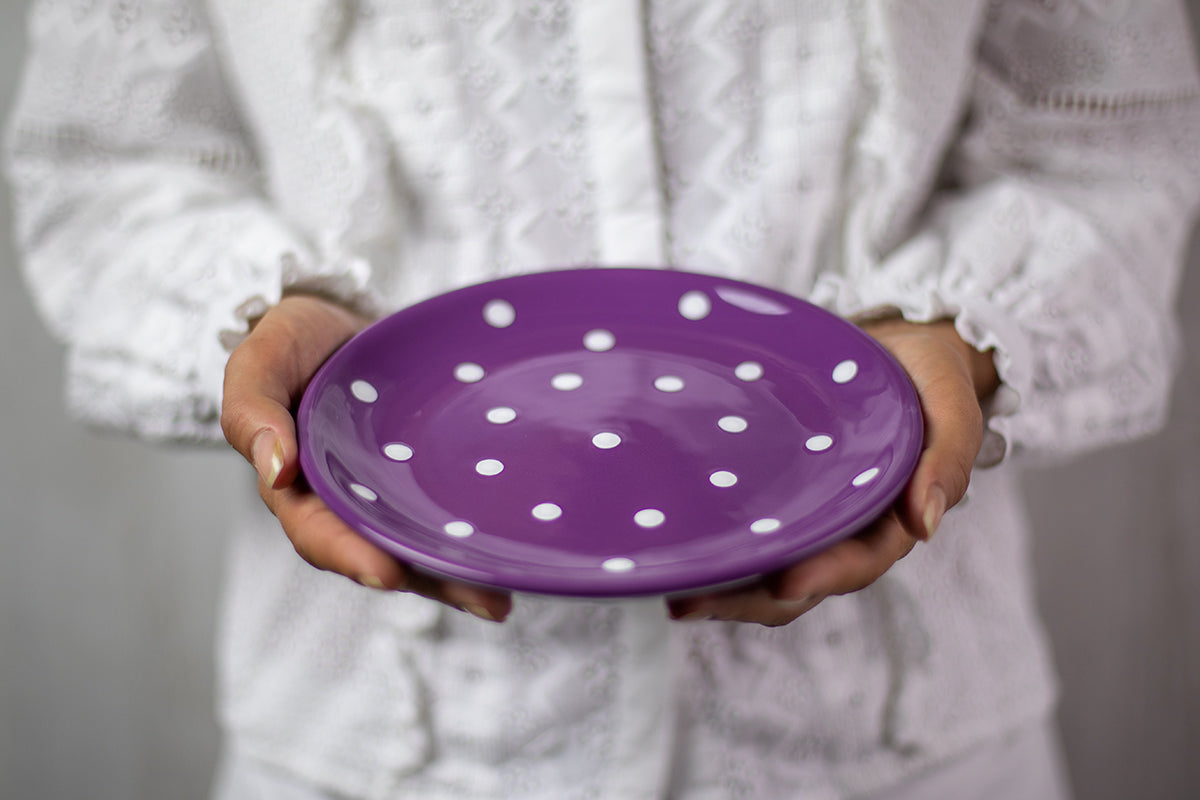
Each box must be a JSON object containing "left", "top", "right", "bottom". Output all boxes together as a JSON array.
[{"left": 221, "top": 294, "right": 513, "bottom": 622}]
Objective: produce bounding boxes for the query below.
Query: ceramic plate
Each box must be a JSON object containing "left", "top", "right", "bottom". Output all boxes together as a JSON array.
[{"left": 297, "top": 268, "right": 923, "bottom": 597}]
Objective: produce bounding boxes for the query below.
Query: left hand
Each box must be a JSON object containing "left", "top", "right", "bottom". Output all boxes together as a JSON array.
[{"left": 666, "top": 317, "right": 1000, "bottom": 626}]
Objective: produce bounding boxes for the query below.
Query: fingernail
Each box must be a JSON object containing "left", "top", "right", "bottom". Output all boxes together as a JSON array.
[
  {"left": 252, "top": 434, "right": 284, "bottom": 488},
  {"left": 356, "top": 574, "right": 387, "bottom": 590},
  {"left": 923, "top": 485, "right": 947, "bottom": 539},
  {"left": 778, "top": 595, "right": 816, "bottom": 610},
  {"left": 463, "top": 603, "right": 498, "bottom": 622},
  {"left": 268, "top": 439, "right": 285, "bottom": 487},
  {"left": 676, "top": 610, "right": 715, "bottom": 622}
]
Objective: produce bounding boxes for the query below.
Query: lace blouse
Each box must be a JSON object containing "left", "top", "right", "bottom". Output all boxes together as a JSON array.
[{"left": 6, "top": 1, "right": 1199, "bottom": 798}]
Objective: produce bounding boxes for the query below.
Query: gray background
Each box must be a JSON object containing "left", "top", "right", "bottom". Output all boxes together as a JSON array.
[{"left": 2, "top": 2, "right": 1198, "bottom": 798}]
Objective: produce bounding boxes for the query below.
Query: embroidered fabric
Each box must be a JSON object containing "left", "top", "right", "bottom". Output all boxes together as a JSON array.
[{"left": 5, "top": 1, "right": 1199, "bottom": 798}]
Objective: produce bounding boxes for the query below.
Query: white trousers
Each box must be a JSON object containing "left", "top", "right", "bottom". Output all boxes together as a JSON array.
[{"left": 212, "top": 721, "right": 1072, "bottom": 800}]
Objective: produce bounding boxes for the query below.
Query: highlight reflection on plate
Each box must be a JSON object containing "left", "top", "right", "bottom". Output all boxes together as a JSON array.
[{"left": 297, "top": 268, "right": 923, "bottom": 597}]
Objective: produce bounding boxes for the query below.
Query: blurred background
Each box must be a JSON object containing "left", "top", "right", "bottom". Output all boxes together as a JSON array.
[{"left": 2, "top": 2, "right": 1198, "bottom": 798}]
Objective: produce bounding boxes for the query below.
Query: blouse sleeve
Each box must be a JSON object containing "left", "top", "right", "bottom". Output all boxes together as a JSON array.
[
  {"left": 3, "top": 1, "right": 377, "bottom": 442},
  {"left": 814, "top": 0, "right": 1200, "bottom": 466}
]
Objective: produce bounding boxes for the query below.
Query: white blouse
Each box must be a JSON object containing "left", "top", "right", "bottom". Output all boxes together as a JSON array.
[{"left": 6, "top": 1, "right": 1199, "bottom": 798}]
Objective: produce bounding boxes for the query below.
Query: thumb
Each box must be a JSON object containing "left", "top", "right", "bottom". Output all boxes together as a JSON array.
[
  {"left": 900, "top": 364, "right": 983, "bottom": 540},
  {"left": 221, "top": 327, "right": 301, "bottom": 490},
  {"left": 221, "top": 295, "right": 368, "bottom": 488}
]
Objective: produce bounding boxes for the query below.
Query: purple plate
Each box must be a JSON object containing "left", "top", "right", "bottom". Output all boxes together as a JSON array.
[{"left": 297, "top": 268, "right": 923, "bottom": 597}]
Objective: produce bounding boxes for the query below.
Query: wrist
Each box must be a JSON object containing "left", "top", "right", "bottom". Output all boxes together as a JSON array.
[
  {"left": 862, "top": 316, "right": 1000, "bottom": 401},
  {"left": 942, "top": 322, "right": 1000, "bottom": 402}
]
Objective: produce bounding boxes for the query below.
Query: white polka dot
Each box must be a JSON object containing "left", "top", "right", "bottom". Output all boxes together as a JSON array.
[
  {"left": 383, "top": 443, "right": 414, "bottom": 461},
  {"left": 852, "top": 467, "right": 881, "bottom": 487},
  {"left": 709, "top": 470, "right": 738, "bottom": 488},
  {"left": 832, "top": 360, "right": 859, "bottom": 384},
  {"left": 602, "top": 557, "right": 636, "bottom": 573},
  {"left": 678, "top": 290, "right": 712, "bottom": 320},
  {"left": 750, "top": 518, "right": 782, "bottom": 534},
  {"left": 444, "top": 521, "right": 475, "bottom": 538},
  {"left": 634, "top": 508, "right": 666, "bottom": 528},
  {"left": 592, "top": 432, "right": 622, "bottom": 449},
  {"left": 735, "top": 361, "right": 764, "bottom": 381},
  {"left": 486, "top": 406, "right": 517, "bottom": 424},
  {"left": 483, "top": 299, "right": 516, "bottom": 328},
  {"left": 455, "top": 363, "right": 486, "bottom": 383},
  {"left": 475, "top": 458, "right": 504, "bottom": 476},
  {"left": 552, "top": 372, "right": 584, "bottom": 391},
  {"left": 583, "top": 329, "right": 616, "bottom": 352},
  {"left": 532, "top": 502, "right": 563, "bottom": 521},
  {"left": 654, "top": 375, "right": 685, "bottom": 393},
  {"left": 805, "top": 435, "right": 834, "bottom": 452},
  {"left": 350, "top": 380, "right": 378, "bottom": 403},
  {"left": 349, "top": 483, "right": 378, "bottom": 501},
  {"left": 718, "top": 415, "right": 749, "bottom": 433}
]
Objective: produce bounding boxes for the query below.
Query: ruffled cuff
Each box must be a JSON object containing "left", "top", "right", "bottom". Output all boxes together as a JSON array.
[
  {"left": 811, "top": 266, "right": 1019, "bottom": 469},
  {"left": 812, "top": 163, "right": 1188, "bottom": 469},
  {"left": 216, "top": 251, "right": 381, "bottom": 353}
]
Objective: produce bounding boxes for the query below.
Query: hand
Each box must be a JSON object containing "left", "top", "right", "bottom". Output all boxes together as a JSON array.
[
  {"left": 666, "top": 317, "right": 1000, "bottom": 626},
  {"left": 221, "top": 294, "right": 513, "bottom": 622}
]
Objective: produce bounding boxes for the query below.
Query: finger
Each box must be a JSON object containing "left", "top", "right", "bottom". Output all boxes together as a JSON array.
[
  {"left": 668, "top": 586, "right": 823, "bottom": 627},
  {"left": 666, "top": 510, "right": 918, "bottom": 626},
  {"left": 264, "top": 478, "right": 406, "bottom": 586},
  {"left": 901, "top": 366, "right": 983, "bottom": 540},
  {"left": 432, "top": 580, "right": 514, "bottom": 623},
  {"left": 262, "top": 480, "right": 513, "bottom": 621},
  {"left": 399, "top": 558, "right": 513, "bottom": 621},
  {"left": 771, "top": 513, "right": 917, "bottom": 600},
  {"left": 666, "top": 515, "right": 913, "bottom": 624},
  {"left": 403, "top": 570, "right": 513, "bottom": 623}
]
